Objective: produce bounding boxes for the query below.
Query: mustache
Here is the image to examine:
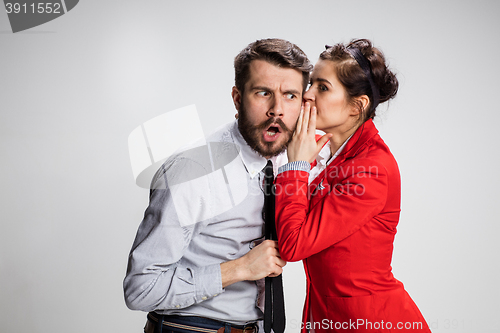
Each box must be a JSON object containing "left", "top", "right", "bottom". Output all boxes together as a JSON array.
[{"left": 257, "top": 117, "right": 292, "bottom": 133}]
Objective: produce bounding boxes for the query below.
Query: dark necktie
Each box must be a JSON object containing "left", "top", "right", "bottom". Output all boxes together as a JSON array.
[{"left": 263, "top": 160, "right": 286, "bottom": 333}]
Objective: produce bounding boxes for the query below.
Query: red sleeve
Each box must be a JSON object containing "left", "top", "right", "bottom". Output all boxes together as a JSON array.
[{"left": 275, "top": 158, "right": 388, "bottom": 262}]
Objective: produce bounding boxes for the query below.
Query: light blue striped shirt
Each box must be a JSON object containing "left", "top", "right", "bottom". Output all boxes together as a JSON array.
[{"left": 124, "top": 120, "right": 287, "bottom": 325}]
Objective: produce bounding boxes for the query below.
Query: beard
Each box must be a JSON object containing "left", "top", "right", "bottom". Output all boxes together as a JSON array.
[{"left": 237, "top": 103, "right": 294, "bottom": 158}]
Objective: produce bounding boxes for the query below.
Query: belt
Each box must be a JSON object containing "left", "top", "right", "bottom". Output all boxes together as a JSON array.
[{"left": 146, "top": 312, "right": 257, "bottom": 333}]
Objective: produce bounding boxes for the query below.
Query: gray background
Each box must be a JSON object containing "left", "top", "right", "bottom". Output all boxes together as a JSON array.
[{"left": 1, "top": 0, "right": 499, "bottom": 332}]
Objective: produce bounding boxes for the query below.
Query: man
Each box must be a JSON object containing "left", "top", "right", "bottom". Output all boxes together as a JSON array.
[{"left": 124, "top": 38, "right": 312, "bottom": 332}]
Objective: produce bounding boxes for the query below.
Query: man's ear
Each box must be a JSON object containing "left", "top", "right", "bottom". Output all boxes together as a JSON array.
[{"left": 231, "top": 86, "right": 242, "bottom": 112}]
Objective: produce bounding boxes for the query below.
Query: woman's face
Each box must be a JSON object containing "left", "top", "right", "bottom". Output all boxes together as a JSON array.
[{"left": 303, "top": 59, "right": 357, "bottom": 134}]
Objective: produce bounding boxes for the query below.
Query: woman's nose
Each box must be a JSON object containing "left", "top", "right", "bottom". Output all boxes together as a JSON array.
[{"left": 303, "top": 87, "right": 314, "bottom": 102}]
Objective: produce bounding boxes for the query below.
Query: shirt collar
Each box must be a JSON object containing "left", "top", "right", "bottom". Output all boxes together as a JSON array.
[{"left": 231, "top": 120, "right": 286, "bottom": 178}]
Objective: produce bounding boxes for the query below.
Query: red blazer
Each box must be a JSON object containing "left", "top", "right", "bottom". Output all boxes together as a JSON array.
[{"left": 275, "top": 120, "right": 430, "bottom": 332}]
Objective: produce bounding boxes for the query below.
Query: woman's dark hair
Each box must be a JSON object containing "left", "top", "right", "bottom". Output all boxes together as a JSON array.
[
  {"left": 320, "top": 39, "right": 399, "bottom": 122},
  {"left": 234, "top": 38, "right": 312, "bottom": 94}
]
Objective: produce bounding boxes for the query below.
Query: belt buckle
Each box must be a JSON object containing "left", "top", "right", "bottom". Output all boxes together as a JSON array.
[{"left": 242, "top": 322, "right": 256, "bottom": 333}]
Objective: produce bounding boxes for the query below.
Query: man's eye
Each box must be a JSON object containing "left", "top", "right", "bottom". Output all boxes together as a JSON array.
[
  {"left": 285, "top": 93, "right": 296, "bottom": 100},
  {"left": 257, "top": 91, "right": 269, "bottom": 97}
]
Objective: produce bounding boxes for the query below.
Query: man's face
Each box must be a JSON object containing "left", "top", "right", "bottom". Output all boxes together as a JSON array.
[{"left": 232, "top": 60, "right": 304, "bottom": 158}]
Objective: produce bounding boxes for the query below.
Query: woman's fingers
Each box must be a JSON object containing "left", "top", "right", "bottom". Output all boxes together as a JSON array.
[
  {"left": 308, "top": 106, "right": 317, "bottom": 134},
  {"left": 288, "top": 102, "right": 327, "bottom": 163},
  {"left": 301, "top": 102, "right": 311, "bottom": 135},
  {"left": 295, "top": 104, "right": 304, "bottom": 135},
  {"left": 316, "top": 133, "right": 332, "bottom": 151}
]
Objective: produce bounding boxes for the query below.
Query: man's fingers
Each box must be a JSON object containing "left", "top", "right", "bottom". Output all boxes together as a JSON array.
[
  {"left": 268, "top": 266, "right": 284, "bottom": 277},
  {"left": 276, "top": 257, "right": 287, "bottom": 267}
]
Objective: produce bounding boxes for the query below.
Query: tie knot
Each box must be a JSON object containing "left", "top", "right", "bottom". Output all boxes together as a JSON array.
[{"left": 264, "top": 160, "right": 274, "bottom": 178}]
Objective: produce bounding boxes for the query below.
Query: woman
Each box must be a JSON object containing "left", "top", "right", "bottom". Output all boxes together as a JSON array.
[{"left": 275, "top": 39, "right": 431, "bottom": 332}]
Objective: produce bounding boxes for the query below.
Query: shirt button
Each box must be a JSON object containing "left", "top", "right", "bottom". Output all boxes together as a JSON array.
[
  {"left": 213, "top": 294, "right": 218, "bottom": 297},
  {"left": 201, "top": 296, "right": 207, "bottom": 300},
  {"left": 175, "top": 305, "right": 180, "bottom": 308}
]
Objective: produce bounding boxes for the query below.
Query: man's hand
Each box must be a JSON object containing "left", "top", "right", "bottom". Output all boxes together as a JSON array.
[{"left": 220, "top": 240, "right": 286, "bottom": 288}]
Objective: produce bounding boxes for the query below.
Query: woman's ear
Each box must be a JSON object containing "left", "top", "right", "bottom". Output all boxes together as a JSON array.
[
  {"left": 350, "top": 95, "right": 370, "bottom": 116},
  {"left": 359, "top": 95, "right": 370, "bottom": 112}
]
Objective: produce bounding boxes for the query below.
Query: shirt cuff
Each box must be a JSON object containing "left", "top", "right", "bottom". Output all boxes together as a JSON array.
[
  {"left": 194, "top": 263, "right": 224, "bottom": 302},
  {"left": 278, "top": 161, "right": 310, "bottom": 175}
]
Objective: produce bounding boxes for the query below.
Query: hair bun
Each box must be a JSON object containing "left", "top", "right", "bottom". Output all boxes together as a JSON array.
[{"left": 320, "top": 38, "right": 399, "bottom": 121}]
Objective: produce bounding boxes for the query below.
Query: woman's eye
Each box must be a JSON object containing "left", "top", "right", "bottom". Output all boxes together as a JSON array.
[{"left": 319, "top": 84, "right": 328, "bottom": 92}]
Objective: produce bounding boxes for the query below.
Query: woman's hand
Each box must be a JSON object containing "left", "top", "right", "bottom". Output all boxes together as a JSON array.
[{"left": 287, "top": 102, "right": 332, "bottom": 163}]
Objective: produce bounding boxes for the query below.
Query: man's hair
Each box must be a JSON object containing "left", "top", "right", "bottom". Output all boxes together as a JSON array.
[{"left": 234, "top": 38, "right": 312, "bottom": 94}]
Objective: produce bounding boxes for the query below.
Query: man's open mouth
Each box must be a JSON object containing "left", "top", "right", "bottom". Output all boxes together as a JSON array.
[
  {"left": 266, "top": 125, "right": 281, "bottom": 137},
  {"left": 262, "top": 123, "right": 282, "bottom": 143}
]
